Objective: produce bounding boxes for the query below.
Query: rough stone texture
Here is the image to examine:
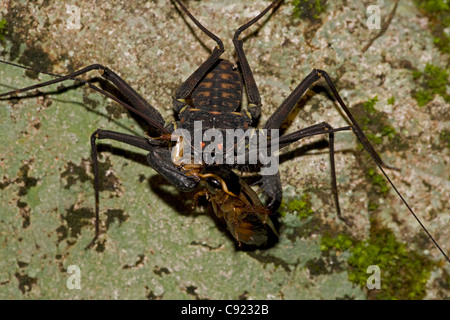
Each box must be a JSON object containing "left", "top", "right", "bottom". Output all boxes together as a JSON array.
[{"left": 0, "top": 0, "right": 448, "bottom": 299}]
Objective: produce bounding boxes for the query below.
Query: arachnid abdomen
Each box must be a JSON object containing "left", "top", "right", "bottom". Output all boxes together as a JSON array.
[
  {"left": 178, "top": 59, "right": 250, "bottom": 133},
  {"left": 192, "top": 59, "right": 243, "bottom": 112}
]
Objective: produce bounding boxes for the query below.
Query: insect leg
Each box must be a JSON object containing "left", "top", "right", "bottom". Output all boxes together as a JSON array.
[
  {"left": 233, "top": 0, "right": 282, "bottom": 120},
  {"left": 88, "top": 129, "right": 198, "bottom": 248},
  {"left": 171, "top": 0, "right": 225, "bottom": 112}
]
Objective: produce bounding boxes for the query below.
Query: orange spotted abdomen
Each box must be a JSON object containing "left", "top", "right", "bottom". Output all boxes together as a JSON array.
[{"left": 191, "top": 59, "right": 243, "bottom": 112}]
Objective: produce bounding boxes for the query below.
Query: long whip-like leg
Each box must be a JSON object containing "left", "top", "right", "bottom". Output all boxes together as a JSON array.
[
  {"left": 0, "top": 60, "right": 169, "bottom": 134},
  {"left": 264, "top": 69, "right": 449, "bottom": 262}
]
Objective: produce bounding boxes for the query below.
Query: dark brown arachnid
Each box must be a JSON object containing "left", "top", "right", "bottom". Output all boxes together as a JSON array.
[{"left": 0, "top": 0, "right": 448, "bottom": 262}]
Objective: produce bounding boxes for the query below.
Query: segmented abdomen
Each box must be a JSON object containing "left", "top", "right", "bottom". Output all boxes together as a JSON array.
[{"left": 191, "top": 59, "right": 243, "bottom": 112}]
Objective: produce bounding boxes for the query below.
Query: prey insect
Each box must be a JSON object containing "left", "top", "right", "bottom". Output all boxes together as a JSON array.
[
  {"left": 0, "top": 0, "right": 448, "bottom": 261},
  {"left": 185, "top": 164, "right": 278, "bottom": 247}
]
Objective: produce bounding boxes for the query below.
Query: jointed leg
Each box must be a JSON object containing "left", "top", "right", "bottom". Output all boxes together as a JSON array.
[
  {"left": 260, "top": 67, "right": 399, "bottom": 221},
  {"left": 263, "top": 68, "right": 396, "bottom": 170},
  {"left": 233, "top": 0, "right": 282, "bottom": 119},
  {"left": 0, "top": 61, "right": 169, "bottom": 134},
  {"left": 172, "top": 0, "right": 225, "bottom": 112},
  {"left": 277, "top": 122, "right": 352, "bottom": 148},
  {"left": 250, "top": 122, "right": 351, "bottom": 212},
  {"left": 262, "top": 122, "right": 353, "bottom": 224},
  {"left": 171, "top": 0, "right": 281, "bottom": 118},
  {"left": 88, "top": 130, "right": 153, "bottom": 248},
  {"left": 270, "top": 73, "right": 450, "bottom": 261},
  {"left": 87, "top": 129, "right": 199, "bottom": 248},
  {"left": 281, "top": 122, "right": 353, "bottom": 225}
]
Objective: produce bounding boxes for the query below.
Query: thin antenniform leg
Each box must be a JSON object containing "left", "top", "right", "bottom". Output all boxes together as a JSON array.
[
  {"left": 233, "top": 0, "right": 282, "bottom": 119},
  {"left": 171, "top": 0, "right": 225, "bottom": 111},
  {"left": 265, "top": 69, "right": 450, "bottom": 262},
  {"left": 0, "top": 60, "right": 169, "bottom": 134},
  {"left": 360, "top": 135, "right": 450, "bottom": 263}
]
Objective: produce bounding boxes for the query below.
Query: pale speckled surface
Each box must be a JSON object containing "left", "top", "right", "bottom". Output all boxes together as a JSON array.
[{"left": 0, "top": 0, "right": 448, "bottom": 299}]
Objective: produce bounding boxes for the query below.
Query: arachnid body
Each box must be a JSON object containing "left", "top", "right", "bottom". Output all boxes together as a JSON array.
[{"left": 0, "top": 0, "right": 448, "bottom": 299}]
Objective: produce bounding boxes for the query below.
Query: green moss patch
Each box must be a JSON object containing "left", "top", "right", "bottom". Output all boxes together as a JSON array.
[
  {"left": 414, "top": 0, "right": 450, "bottom": 54},
  {"left": 367, "top": 168, "right": 389, "bottom": 196},
  {"left": 279, "top": 193, "right": 314, "bottom": 219},
  {"left": 387, "top": 96, "right": 395, "bottom": 105},
  {"left": 412, "top": 63, "right": 450, "bottom": 107},
  {"left": 321, "top": 227, "right": 438, "bottom": 299},
  {"left": 0, "top": 18, "right": 7, "bottom": 41},
  {"left": 352, "top": 95, "right": 399, "bottom": 147},
  {"left": 292, "top": 0, "right": 328, "bottom": 20}
]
